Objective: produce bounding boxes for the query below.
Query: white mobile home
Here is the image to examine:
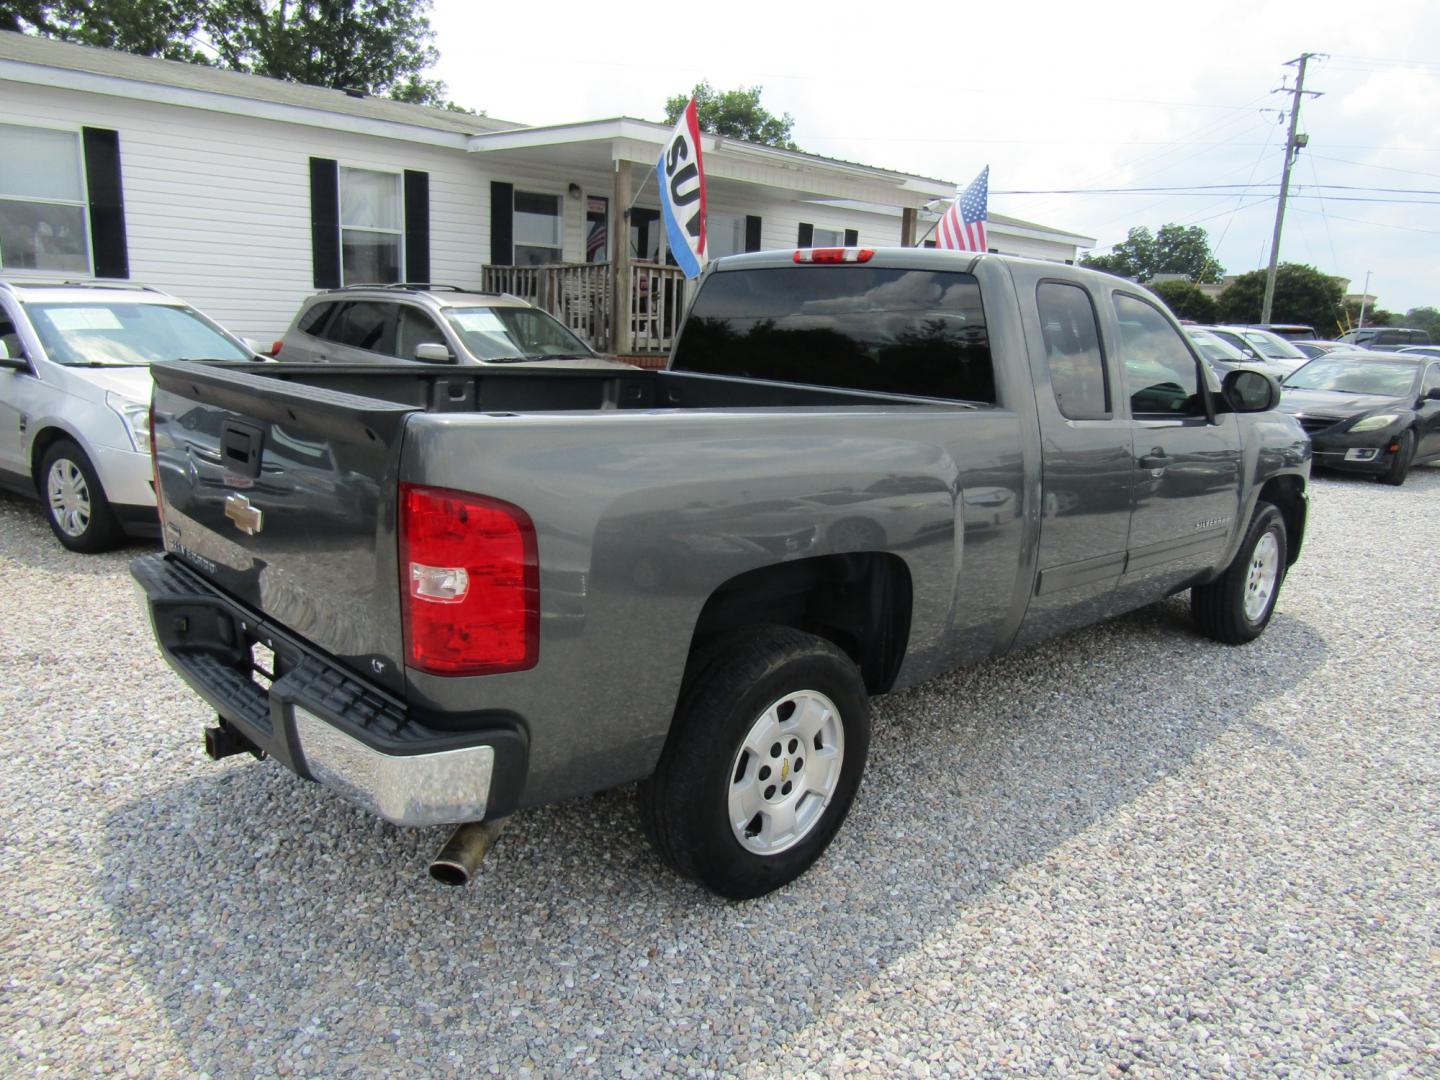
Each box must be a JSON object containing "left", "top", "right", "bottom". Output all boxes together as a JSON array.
[{"left": 0, "top": 31, "right": 1095, "bottom": 357}]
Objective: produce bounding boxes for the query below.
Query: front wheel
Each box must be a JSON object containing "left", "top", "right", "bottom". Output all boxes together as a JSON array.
[
  {"left": 1190, "top": 502, "right": 1288, "bottom": 645},
  {"left": 38, "top": 439, "right": 124, "bottom": 553},
  {"left": 638, "top": 627, "right": 871, "bottom": 899},
  {"left": 1378, "top": 429, "right": 1415, "bottom": 487}
]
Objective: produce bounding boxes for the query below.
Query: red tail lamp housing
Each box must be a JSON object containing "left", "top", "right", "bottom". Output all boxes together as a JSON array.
[{"left": 399, "top": 484, "right": 539, "bottom": 676}]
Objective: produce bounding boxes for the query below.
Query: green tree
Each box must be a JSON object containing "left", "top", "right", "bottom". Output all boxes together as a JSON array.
[
  {"left": 1081, "top": 223, "right": 1224, "bottom": 284},
  {"left": 664, "top": 81, "right": 798, "bottom": 150},
  {"left": 1217, "top": 263, "right": 1346, "bottom": 335},
  {"left": 1400, "top": 306, "right": 1440, "bottom": 337},
  {"left": 1150, "top": 279, "right": 1218, "bottom": 323},
  {"left": 1, "top": 0, "right": 466, "bottom": 108}
]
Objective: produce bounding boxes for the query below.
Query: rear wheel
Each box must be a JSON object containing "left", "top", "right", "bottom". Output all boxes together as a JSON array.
[
  {"left": 38, "top": 439, "right": 124, "bottom": 553},
  {"left": 639, "top": 627, "right": 871, "bottom": 899},
  {"left": 1191, "top": 502, "right": 1287, "bottom": 645},
  {"left": 1378, "top": 429, "right": 1415, "bottom": 487}
]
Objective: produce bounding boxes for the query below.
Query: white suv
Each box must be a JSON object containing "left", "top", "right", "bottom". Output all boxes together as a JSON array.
[{"left": 0, "top": 281, "right": 256, "bottom": 552}]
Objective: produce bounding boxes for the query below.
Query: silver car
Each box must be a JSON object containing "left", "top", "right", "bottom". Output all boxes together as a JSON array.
[
  {"left": 274, "top": 285, "right": 629, "bottom": 369},
  {"left": 0, "top": 280, "right": 257, "bottom": 551}
]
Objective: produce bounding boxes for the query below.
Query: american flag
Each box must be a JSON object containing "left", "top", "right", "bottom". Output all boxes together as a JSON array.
[{"left": 936, "top": 166, "right": 989, "bottom": 251}]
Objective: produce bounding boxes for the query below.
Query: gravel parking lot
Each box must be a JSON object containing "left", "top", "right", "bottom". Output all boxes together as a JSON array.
[{"left": 2, "top": 466, "right": 1438, "bottom": 1078}]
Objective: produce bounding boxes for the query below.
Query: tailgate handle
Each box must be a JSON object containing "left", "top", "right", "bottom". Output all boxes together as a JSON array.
[{"left": 220, "top": 420, "right": 265, "bottom": 479}]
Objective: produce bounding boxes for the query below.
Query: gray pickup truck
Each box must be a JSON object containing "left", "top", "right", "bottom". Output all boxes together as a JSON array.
[{"left": 132, "top": 249, "right": 1310, "bottom": 898}]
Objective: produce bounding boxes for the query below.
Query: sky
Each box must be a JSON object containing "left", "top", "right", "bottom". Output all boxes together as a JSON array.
[{"left": 429, "top": 0, "right": 1440, "bottom": 317}]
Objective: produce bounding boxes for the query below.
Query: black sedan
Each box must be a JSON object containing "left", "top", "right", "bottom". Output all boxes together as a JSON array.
[{"left": 1278, "top": 353, "right": 1440, "bottom": 485}]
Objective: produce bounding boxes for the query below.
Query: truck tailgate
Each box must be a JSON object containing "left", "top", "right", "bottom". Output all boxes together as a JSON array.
[{"left": 150, "top": 362, "right": 417, "bottom": 696}]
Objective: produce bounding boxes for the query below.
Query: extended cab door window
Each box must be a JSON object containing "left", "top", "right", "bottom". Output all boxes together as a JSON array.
[{"left": 1038, "top": 282, "right": 1110, "bottom": 419}]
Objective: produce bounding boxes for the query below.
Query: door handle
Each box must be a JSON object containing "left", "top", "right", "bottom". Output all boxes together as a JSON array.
[{"left": 1139, "top": 453, "right": 1170, "bottom": 470}]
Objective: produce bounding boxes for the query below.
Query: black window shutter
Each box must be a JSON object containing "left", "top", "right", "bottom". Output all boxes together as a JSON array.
[
  {"left": 843, "top": 228, "right": 859, "bottom": 246},
  {"left": 490, "top": 181, "right": 514, "bottom": 265},
  {"left": 309, "top": 158, "right": 341, "bottom": 288},
  {"left": 81, "top": 128, "right": 128, "bottom": 279},
  {"left": 797, "top": 222, "right": 814, "bottom": 247},
  {"left": 744, "top": 215, "right": 762, "bottom": 252},
  {"left": 404, "top": 170, "right": 430, "bottom": 284}
]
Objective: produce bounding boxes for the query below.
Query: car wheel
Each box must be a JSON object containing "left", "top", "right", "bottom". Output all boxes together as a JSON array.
[
  {"left": 1190, "top": 502, "right": 1287, "bottom": 645},
  {"left": 1377, "top": 429, "right": 1415, "bottom": 487},
  {"left": 38, "top": 439, "right": 124, "bottom": 553},
  {"left": 638, "top": 626, "right": 871, "bottom": 899}
]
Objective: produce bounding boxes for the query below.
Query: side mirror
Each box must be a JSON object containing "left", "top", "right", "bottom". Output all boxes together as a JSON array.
[
  {"left": 0, "top": 336, "right": 28, "bottom": 370},
  {"left": 413, "top": 342, "right": 454, "bottom": 364},
  {"left": 1222, "top": 368, "right": 1280, "bottom": 413}
]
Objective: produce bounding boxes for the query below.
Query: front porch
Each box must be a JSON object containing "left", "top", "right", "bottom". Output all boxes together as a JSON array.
[{"left": 481, "top": 261, "right": 689, "bottom": 357}]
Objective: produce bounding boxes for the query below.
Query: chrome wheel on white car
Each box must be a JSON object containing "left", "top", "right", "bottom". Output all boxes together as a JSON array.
[
  {"left": 47, "top": 456, "right": 93, "bottom": 538},
  {"left": 38, "top": 439, "right": 124, "bottom": 553}
]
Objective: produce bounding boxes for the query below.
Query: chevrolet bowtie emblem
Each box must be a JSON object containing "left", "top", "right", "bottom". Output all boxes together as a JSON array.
[{"left": 225, "top": 493, "right": 264, "bottom": 536}]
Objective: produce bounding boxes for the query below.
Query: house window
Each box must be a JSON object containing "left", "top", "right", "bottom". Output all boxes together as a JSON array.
[
  {"left": 811, "top": 226, "right": 844, "bottom": 248},
  {"left": 0, "top": 124, "right": 89, "bottom": 273},
  {"left": 340, "top": 167, "right": 403, "bottom": 284},
  {"left": 514, "top": 190, "right": 562, "bottom": 265},
  {"left": 709, "top": 214, "right": 745, "bottom": 259}
]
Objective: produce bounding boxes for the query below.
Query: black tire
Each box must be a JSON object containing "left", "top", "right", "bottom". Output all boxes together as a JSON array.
[
  {"left": 37, "top": 439, "right": 125, "bottom": 553},
  {"left": 1191, "top": 502, "right": 1288, "bottom": 645},
  {"left": 638, "top": 626, "right": 871, "bottom": 900},
  {"left": 1378, "top": 429, "right": 1415, "bottom": 487}
]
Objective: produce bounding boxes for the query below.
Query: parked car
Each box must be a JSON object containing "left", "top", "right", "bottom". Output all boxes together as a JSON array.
[
  {"left": 1193, "top": 325, "right": 1305, "bottom": 378},
  {"left": 1395, "top": 344, "right": 1440, "bottom": 359},
  {"left": 1186, "top": 327, "right": 1257, "bottom": 374},
  {"left": 134, "top": 250, "right": 1310, "bottom": 899},
  {"left": 0, "top": 280, "right": 258, "bottom": 551},
  {"left": 1338, "top": 326, "right": 1432, "bottom": 351},
  {"left": 1246, "top": 323, "right": 1317, "bottom": 341},
  {"left": 1292, "top": 340, "right": 1350, "bottom": 359},
  {"left": 1278, "top": 353, "right": 1440, "bottom": 485},
  {"left": 274, "top": 284, "right": 629, "bottom": 369}
]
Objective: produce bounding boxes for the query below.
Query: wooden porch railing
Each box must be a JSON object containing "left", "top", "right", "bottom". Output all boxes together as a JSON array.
[{"left": 481, "top": 262, "right": 690, "bottom": 355}]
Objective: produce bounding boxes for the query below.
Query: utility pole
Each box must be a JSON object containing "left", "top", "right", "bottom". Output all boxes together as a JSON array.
[
  {"left": 1261, "top": 53, "right": 1324, "bottom": 324},
  {"left": 1357, "top": 269, "right": 1372, "bottom": 329}
]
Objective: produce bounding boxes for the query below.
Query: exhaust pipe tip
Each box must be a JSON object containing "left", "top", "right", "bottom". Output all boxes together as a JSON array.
[{"left": 429, "top": 818, "right": 508, "bottom": 887}]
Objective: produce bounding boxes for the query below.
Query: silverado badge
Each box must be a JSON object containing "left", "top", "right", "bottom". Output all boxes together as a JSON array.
[{"left": 224, "top": 493, "right": 264, "bottom": 536}]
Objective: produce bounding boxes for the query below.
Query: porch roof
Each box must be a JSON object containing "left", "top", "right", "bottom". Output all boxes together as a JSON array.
[{"left": 467, "top": 118, "right": 958, "bottom": 210}]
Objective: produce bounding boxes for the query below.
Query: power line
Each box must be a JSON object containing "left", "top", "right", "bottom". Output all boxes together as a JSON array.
[{"left": 1289, "top": 206, "right": 1440, "bottom": 236}]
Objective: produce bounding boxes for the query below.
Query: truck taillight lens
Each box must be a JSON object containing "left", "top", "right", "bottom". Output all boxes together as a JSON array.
[
  {"left": 399, "top": 484, "right": 538, "bottom": 676},
  {"left": 793, "top": 248, "right": 875, "bottom": 264}
]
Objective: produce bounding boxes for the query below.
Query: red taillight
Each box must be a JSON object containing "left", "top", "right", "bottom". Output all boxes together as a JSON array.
[
  {"left": 793, "top": 248, "right": 875, "bottom": 264},
  {"left": 399, "top": 484, "right": 538, "bottom": 676},
  {"left": 269, "top": 340, "right": 284, "bottom": 358}
]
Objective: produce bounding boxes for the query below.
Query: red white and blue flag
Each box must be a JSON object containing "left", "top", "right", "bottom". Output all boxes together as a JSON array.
[
  {"left": 657, "top": 98, "right": 708, "bottom": 278},
  {"left": 936, "top": 166, "right": 989, "bottom": 252}
]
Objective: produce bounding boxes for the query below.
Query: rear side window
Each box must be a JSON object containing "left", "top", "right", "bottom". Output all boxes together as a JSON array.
[
  {"left": 298, "top": 302, "right": 335, "bottom": 336},
  {"left": 672, "top": 266, "right": 996, "bottom": 404},
  {"left": 1114, "top": 294, "right": 1205, "bottom": 417},
  {"left": 327, "top": 301, "right": 395, "bottom": 354},
  {"left": 1037, "top": 281, "right": 1109, "bottom": 419}
]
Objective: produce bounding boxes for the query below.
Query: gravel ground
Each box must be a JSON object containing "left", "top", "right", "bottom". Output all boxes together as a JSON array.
[{"left": 1, "top": 466, "right": 1438, "bottom": 1078}]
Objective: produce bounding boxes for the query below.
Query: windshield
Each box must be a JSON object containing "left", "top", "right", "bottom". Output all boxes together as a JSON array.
[
  {"left": 1283, "top": 358, "right": 1419, "bottom": 396},
  {"left": 1239, "top": 330, "right": 1307, "bottom": 360},
  {"left": 26, "top": 302, "right": 250, "bottom": 366},
  {"left": 1187, "top": 329, "right": 1245, "bottom": 362},
  {"left": 442, "top": 306, "right": 593, "bottom": 361}
]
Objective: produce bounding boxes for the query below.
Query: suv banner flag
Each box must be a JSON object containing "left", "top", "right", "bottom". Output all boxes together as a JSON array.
[{"left": 658, "top": 98, "right": 708, "bottom": 279}]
